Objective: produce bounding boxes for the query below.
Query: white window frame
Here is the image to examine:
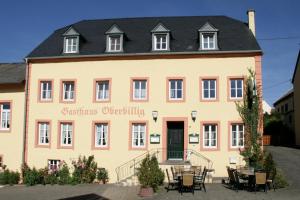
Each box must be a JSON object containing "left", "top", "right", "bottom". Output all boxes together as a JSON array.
[
  {"left": 230, "top": 79, "right": 243, "bottom": 99},
  {"left": 169, "top": 80, "right": 183, "bottom": 100},
  {"left": 203, "top": 124, "right": 217, "bottom": 148},
  {"left": 60, "top": 123, "right": 73, "bottom": 146},
  {"left": 133, "top": 80, "right": 147, "bottom": 100},
  {"left": 96, "top": 81, "right": 110, "bottom": 101},
  {"left": 154, "top": 34, "right": 168, "bottom": 51},
  {"left": 231, "top": 124, "right": 244, "bottom": 148},
  {"left": 202, "top": 79, "right": 216, "bottom": 100},
  {"left": 62, "top": 82, "right": 75, "bottom": 101},
  {"left": 38, "top": 122, "right": 49, "bottom": 145},
  {"left": 95, "top": 123, "right": 108, "bottom": 147},
  {"left": 0, "top": 103, "right": 10, "bottom": 130},
  {"left": 201, "top": 33, "right": 216, "bottom": 50},
  {"left": 108, "top": 35, "right": 122, "bottom": 52},
  {"left": 48, "top": 160, "right": 60, "bottom": 171},
  {"left": 64, "top": 37, "right": 78, "bottom": 53},
  {"left": 132, "top": 123, "right": 146, "bottom": 148},
  {"left": 40, "top": 81, "right": 52, "bottom": 101}
]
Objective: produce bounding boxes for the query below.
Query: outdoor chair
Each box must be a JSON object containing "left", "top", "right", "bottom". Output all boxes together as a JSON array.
[
  {"left": 170, "top": 166, "right": 177, "bottom": 180},
  {"left": 166, "top": 168, "right": 179, "bottom": 192},
  {"left": 174, "top": 166, "right": 182, "bottom": 175},
  {"left": 181, "top": 173, "right": 195, "bottom": 195},
  {"left": 194, "top": 168, "right": 207, "bottom": 192},
  {"left": 266, "top": 168, "right": 276, "bottom": 191},
  {"left": 233, "top": 170, "right": 248, "bottom": 192},
  {"left": 255, "top": 172, "right": 267, "bottom": 193}
]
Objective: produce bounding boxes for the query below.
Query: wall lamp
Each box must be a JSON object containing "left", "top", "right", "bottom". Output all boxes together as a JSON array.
[
  {"left": 191, "top": 110, "right": 197, "bottom": 121},
  {"left": 152, "top": 111, "right": 158, "bottom": 122}
]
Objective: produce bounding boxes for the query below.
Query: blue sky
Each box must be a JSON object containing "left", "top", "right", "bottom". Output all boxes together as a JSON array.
[{"left": 0, "top": 0, "right": 299, "bottom": 105}]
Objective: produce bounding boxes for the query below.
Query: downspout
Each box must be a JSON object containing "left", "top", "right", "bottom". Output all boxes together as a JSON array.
[{"left": 22, "top": 58, "right": 29, "bottom": 167}]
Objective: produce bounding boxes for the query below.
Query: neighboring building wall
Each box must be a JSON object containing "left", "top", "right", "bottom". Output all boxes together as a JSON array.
[
  {"left": 294, "top": 69, "right": 300, "bottom": 145},
  {"left": 274, "top": 93, "right": 294, "bottom": 131},
  {"left": 0, "top": 84, "right": 25, "bottom": 171},
  {"left": 26, "top": 55, "right": 258, "bottom": 182}
]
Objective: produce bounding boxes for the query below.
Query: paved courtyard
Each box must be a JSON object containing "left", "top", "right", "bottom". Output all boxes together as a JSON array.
[{"left": 0, "top": 146, "right": 300, "bottom": 200}]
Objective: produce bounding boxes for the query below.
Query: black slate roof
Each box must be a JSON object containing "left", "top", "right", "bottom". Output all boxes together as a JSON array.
[
  {"left": 0, "top": 63, "right": 26, "bottom": 84},
  {"left": 27, "top": 16, "right": 261, "bottom": 58}
]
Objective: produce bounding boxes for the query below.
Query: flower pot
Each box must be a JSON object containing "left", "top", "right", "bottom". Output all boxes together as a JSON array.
[{"left": 139, "top": 186, "right": 153, "bottom": 197}]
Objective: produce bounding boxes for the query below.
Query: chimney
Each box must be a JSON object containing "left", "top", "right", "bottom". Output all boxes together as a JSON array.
[{"left": 247, "top": 9, "right": 256, "bottom": 37}]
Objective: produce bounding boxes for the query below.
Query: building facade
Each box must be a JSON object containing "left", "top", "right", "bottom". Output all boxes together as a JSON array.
[
  {"left": 1, "top": 11, "right": 263, "bottom": 182},
  {"left": 292, "top": 51, "right": 300, "bottom": 145}
]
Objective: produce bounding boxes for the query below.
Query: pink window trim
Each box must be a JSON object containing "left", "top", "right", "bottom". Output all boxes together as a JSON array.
[
  {"left": 128, "top": 120, "right": 149, "bottom": 150},
  {"left": 227, "top": 76, "right": 246, "bottom": 102},
  {"left": 91, "top": 120, "right": 111, "bottom": 150},
  {"left": 35, "top": 120, "right": 52, "bottom": 148},
  {"left": 57, "top": 120, "right": 75, "bottom": 149},
  {"left": 199, "top": 76, "right": 219, "bottom": 102},
  {"left": 93, "top": 78, "right": 112, "bottom": 103},
  {"left": 200, "top": 121, "right": 221, "bottom": 151},
  {"left": 37, "top": 79, "right": 54, "bottom": 103},
  {"left": 130, "top": 77, "right": 149, "bottom": 102},
  {"left": 166, "top": 77, "right": 186, "bottom": 103},
  {"left": 0, "top": 100, "right": 12, "bottom": 133},
  {"left": 59, "top": 79, "right": 77, "bottom": 104},
  {"left": 228, "top": 121, "right": 245, "bottom": 151}
]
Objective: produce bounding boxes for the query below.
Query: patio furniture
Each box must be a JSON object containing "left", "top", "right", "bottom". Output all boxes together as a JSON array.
[
  {"left": 233, "top": 170, "right": 248, "bottom": 192},
  {"left": 166, "top": 169, "right": 179, "bottom": 192},
  {"left": 174, "top": 166, "right": 183, "bottom": 175},
  {"left": 170, "top": 166, "right": 177, "bottom": 180},
  {"left": 226, "top": 166, "right": 235, "bottom": 186},
  {"left": 194, "top": 168, "right": 207, "bottom": 192},
  {"left": 266, "top": 168, "right": 276, "bottom": 191},
  {"left": 255, "top": 172, "right": 267, "bottom": 193},
  {"left": 181, "top": 173, "right": 195, "bottom": 195}
]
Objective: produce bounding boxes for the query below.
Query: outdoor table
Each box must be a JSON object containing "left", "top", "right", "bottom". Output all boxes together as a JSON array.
[{"left": 237, "top": 169, "right": 255, "bottom": 191}]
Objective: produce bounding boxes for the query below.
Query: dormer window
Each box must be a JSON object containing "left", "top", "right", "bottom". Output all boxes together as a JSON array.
[
  {"left": 151, "top": 23, "right": 170, "bottom": 51},
  {"left": 199, "top": 22, "right": 218, "bottom": 50},
  {"left": 63, "top": 27, "right": 80, "bottom": 54},
  {"left": 106, "top": 24, "right": 124, "bottom": 52}
]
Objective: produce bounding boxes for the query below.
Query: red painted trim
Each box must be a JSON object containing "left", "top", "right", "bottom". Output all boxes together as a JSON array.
[
  {"left": 0, "top": 100, "right": 12, "bottom": 133},
  {"left": 57, "top": 120, "right": 75, "bottom": 149},
  {"left": 227, "top": 76, "right": 246, "bottom": 102},
  {"left": 255, "top": 56, "right": 264, "bottom": 135},
  {"left": 93, "top": 78, "right": 112, "bottom": 103},
  {"left": 91, "top": 120, "right": 111, "bottom": 150},
  {"left": 199, "top": 76, "right": 219, "bottom": 102},
  {"left": 35, "top": 120, "right": 52, "bottom": 148},
  {"left": 200, "top": 121, "right": 221, "bottom": 151},
  {"left": 128, "top": 120, "right": 149, "bottom": 151},
  {"left": 130, "top": 77, "right": 149, "bottom": 102},
  {"left": 37, "top": 79, "right": 54, "bottom": 103},
  {"left": 166, "top": 77, "right": 186, "bottom": 103},
  {"left": 228, "top": 121, "right": 245, "bottom": 151},
  {"left": 59, "top": 79, "right": 77, "bottom": 104},
  {"left": 24, "top": 63, "right": 32, "bottom": 163},
  {"left": 162, "top": 117, "right": 188, "bottom": 161}
]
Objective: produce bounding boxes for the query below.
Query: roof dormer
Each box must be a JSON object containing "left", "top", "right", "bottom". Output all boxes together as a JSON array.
[
  {"left": 198, "top": 22, "right": 219, "bottom": 50},
  {"left": 105, "top": 24, "right": 124, "bottom": 52},
  {"left": 151, "top": 23, "right": 170, "bottom": 51},
  {"left": 63, "top": 26, "right": 80, "bottom": 54}
]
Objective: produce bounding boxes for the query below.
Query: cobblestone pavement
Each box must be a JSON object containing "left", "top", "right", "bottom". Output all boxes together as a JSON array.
[{"left": 0, "top": 146, "right": 299, "bottom": 200}]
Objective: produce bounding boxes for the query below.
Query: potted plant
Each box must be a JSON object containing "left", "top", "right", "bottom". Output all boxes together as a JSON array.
[
  {"left": 137, "top": 154, "right": 164, "bottom": 197},
  {"left": 97, "top": 168, "right": 108, "bottom": 184}
]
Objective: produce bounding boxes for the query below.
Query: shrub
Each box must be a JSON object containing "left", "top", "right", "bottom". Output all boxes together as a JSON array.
[
  {"left": 23, "top": 167, "right": 43, "bottom": 186},
  {"left": 44, "top": 171, "right": 58, "bottom": 185},
  {"left": 274, "top": 169, "right": 289, "bottom": 188},
  {"left": 71, "top": 155, "right": 97, "bottom": 184},
  {"left": 97, "top": 168, "right": 108, "bottom": 184},
  {"left": 137, "top": 154, "right": 164, "bottom": 192},
  {"left": 0, "top": 170, "right": 20, "bottom": 185},
  {"left": 58, "top": 163, "right": 71, "bottom": 185}
]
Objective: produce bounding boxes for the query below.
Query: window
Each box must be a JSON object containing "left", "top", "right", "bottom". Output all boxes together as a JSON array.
[
  {"left": 62, "top": 81, "right": 75, "bottom": 102},
  {"left": 0, "top": 102, "right": 11, "bottom": 131},
  {"left": 231, "top": 124, "right": 244, "bottom": 148},
  {"left": 168, "top": 79, "right": 184, "bottom": 100},
  {"left": 230, "top": 79, "right": 243, "bottom": 99},
  {"left": 40, "top": 81, "right": 52, "bottom": 101},
  {"left": 131, "top": 123, "right": 146, "bottom": 148},
  {"left": 202, "top": 79, "right": 216, "bottom": 100},
  {"left": 108, "top": 35, "right": 121, "bottom": 52},
  {"left": 95, "top": 123, "right": 108, "bottom": 148},
  {"left": 201, "top": 33, "right": 215, "bottom": 50},
  {"left": 60, "top": 122, "right": 73, "bottom": 147},
  {"left": 203, "top": 124, "right": 218, "bottom": 148},
  {"left": 48, "top": 160, "right": 60, "bottom": 171},
  {"left": 95, "top": 80, "right": 110, "bottom": 101},
  {"left": 38, "top": 122, "right": 50, "bottom": 145},
  {"left": 132, "top": 79, "right": 148, "bottom": 101},
  {"left": 154, "top": 34, "right": 168, "bottom": 51},
  {"left": 64, "top": 37, "right": 78, "bottom": 53}
]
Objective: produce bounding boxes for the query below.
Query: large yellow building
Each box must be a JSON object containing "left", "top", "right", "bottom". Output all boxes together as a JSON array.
[{"left": 1, "top": 11, "right": 263, "bottom": 183}]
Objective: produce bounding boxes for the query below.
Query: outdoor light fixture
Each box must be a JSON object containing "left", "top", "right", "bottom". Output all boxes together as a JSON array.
[
  {"left": 191, "top": 110, "right": 197, "bottom": 121},
  {"left": 152, "top": 111, "right": 158, "bottom": 122}
]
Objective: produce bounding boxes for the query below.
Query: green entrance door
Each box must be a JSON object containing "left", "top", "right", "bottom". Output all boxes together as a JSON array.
[{"left": 167, "top": 122, "right": 184, "bottom": 160}]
